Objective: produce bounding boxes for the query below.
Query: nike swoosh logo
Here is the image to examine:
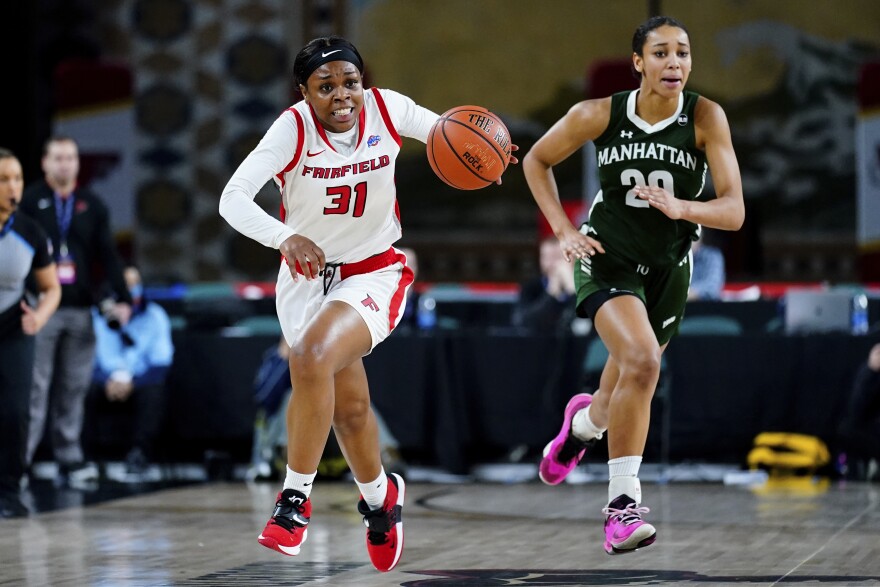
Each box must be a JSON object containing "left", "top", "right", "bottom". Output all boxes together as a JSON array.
[
  {"left": 321, "top": 50, "right": 342, "bottom": 58},
  {"left": 307, "top": 150, "right": 325, "bottom": 157}
]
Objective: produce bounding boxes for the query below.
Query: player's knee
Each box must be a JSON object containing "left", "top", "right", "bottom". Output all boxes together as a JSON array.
[
  {"left": 289, "top": 339, "right": 333, "bottom": 382},
  {"left": 618, "top": 347, "right": 661, "bottom": 391},
  {"left": 333, "top": 397, "right": 371, "bottom": 435}
]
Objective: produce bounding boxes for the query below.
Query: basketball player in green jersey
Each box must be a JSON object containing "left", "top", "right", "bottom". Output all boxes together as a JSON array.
[{"left": 523, "top": 16, "right": 744, "bottom": 555}]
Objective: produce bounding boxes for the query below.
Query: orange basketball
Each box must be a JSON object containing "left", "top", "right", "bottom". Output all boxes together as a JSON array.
[{"left": 427, "top": 105, "right": 512, "bottom": 190}]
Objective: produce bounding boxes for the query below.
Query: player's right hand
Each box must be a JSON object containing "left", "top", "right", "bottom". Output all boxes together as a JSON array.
[
  {"left": 280, "top": 234, "right": 326, "bottom": 281},
  {"left": 558, "top": 225, "right": 604, "bottom": 262}
]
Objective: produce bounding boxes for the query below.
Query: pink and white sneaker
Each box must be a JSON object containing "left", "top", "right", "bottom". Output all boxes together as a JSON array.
[
  {"left": 538, "top": 393, "right": 596, "bottom": 485},
  {"left": 602, "top": 494, "right": 657, "bottom": 555}
]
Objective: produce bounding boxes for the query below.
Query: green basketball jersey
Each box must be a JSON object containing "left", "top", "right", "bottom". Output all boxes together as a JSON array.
[{"left": 588, "top": 90, "right": 708, "bottom": 267}]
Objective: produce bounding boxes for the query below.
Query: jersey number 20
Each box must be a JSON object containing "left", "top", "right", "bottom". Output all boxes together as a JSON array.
[{"left": 621, "top": 169, "right": 674, "bottom": 208}]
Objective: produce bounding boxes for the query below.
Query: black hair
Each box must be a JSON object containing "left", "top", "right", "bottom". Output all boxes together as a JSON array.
[
  {"left": 42, "top": 135, "right": 79, "bottom": 156},
  {"left": 631, "top": 16, "right": 690, "bottom": 79},
  {"left": 0, "top": 147, "right": 17, "bottom": 161},
  {"left": 293, "top": 36, "right": 365, "bottom": 88}
]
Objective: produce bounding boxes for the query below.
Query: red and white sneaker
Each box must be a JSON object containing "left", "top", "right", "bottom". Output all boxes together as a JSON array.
[
  {"left": 258, "top": 488, "right": 311, "bottom": 555},
  {"left": 357, "top": 473, "right": 405, "bottom": 572}
]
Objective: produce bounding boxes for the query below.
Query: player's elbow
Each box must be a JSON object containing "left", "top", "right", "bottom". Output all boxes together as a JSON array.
[
  {"left": 218, "top": 189, "right": 237, "bottom": 221},
  {"left": 522, "top": 150, "right": 550, "bottom": 177},
  {"left": 729, "top": 201, "right": 746, "bottom": 231},
  {"left": 717, "top": 196, "right": 745, "bottom": 231}
]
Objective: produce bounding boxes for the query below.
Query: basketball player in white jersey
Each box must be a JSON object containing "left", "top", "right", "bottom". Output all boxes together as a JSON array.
[{"left": 220, "top": 35, "right": 516, "bottom": 572}]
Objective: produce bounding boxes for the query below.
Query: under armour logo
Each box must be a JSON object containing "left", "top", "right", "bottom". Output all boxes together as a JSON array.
[
  {"left": 362, "top": 295, "right": 380, "bottom": 312},
  {"left": 620, "top": 130, "right": 633, "bottom": 139}
]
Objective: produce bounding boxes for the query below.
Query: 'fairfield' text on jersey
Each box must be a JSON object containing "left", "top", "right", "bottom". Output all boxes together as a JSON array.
[{"left": 302, "top": 155, "right": 391, "bottom": 179}]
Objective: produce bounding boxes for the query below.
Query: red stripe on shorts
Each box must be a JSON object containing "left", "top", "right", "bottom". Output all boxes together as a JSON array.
[{"left": 387, "top": 252, "right": 414, "bottom": 332}]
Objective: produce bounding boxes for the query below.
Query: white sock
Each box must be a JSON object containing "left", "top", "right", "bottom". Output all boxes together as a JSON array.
[
  {"left": 283, "top": 466, "right": 317, "bottom": 499},
  {"left": 572, "top": 404, "right": 605, "bottom": 441},
  {"left": 608, "top": 456, "right": 642, "bottom": 504},
  {"left": 355, "top": 468, "right": 388, "bottom": 511}
]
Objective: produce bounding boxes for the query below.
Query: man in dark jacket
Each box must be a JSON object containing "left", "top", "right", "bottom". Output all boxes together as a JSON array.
[
  {"left": 19, "top": 136, "right": 131, "bottom": 487},
  {"left": 511, "top": 237, "right": 576, "bottom": 332}
]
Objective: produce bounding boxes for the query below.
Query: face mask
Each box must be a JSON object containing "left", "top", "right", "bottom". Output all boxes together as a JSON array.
[{"left": 129, "top": 283, "right": 143, "bottom": 300}]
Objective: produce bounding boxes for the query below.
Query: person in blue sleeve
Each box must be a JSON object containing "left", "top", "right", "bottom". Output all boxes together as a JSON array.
[
  {"left": 687, "top": 232, "right": 726, "bottom": 301},
  {"left": 88, "top": 265, "right": 174, "bottom": 480}
]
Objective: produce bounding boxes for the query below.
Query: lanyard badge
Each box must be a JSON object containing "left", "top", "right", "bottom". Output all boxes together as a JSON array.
[{"left": 54, "top": 194, "right": 77, "bottom": 285}]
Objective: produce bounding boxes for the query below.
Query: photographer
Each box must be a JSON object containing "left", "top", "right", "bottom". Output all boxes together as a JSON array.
[
  {"left": 20, "top": 136, "right": 131, "bottom": 487},
  {"left": 87, "top": 266, "right": 173, "bottom": 481}
]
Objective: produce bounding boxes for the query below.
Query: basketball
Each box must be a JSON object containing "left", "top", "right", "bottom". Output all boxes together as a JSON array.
[{"left": 427, "top": 105, "right": 512, "bottom": 190}]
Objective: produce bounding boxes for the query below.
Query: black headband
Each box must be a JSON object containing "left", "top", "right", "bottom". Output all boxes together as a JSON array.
[{"left": 301, "top": 46, "right": 363, "bottom": 84}]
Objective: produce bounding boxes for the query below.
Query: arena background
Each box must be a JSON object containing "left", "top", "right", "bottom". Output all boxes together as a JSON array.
[{"left": 3, "top": 0, "right": 879, "bottom": 285}]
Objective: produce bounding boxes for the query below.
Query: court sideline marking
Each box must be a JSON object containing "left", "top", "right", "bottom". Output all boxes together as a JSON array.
[{"left": 770, "top": 496, "right": 877, "bottom": 586}]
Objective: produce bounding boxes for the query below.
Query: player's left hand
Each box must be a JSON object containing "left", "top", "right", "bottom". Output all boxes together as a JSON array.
[
  {"left": 634, "top": 185, "right": 683, "bottom": 220},
  {"left": 494, "top": 144, "right": 519, "bottom": 185}
]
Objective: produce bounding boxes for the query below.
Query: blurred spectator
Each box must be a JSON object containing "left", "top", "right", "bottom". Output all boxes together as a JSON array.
[
  {"left": 837, "top": 343, "right": 880, "bottom": 480},
  {"left": 87, "top": 266, "right": 173, "bottom": 481},
  {"left": 20, "top": 136, "right": 132, "bottom": 488},
  {"left": 512, "top": 236, "right": 576, "bottom": 331},
  {"left": 0, "top": 148, "right": 61, "bottom": 518},
  {"left": 688, "top": 232, "right": 726, "bottom": 301},
  {"left": 247, "top": 335, "right": 406, "bottom": 482},
  {"left": 247, "top": 336, "right": 293, "bottom": 482}
]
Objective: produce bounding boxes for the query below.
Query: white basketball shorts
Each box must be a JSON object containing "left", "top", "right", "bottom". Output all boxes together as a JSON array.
[{"left": 275, "top": 247, "right": 415, "bottom": 352}]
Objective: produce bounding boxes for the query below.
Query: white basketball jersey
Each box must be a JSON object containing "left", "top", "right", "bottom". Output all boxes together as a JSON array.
[{"left": 276, "top": 88, "right": 406, "bottom": 263}]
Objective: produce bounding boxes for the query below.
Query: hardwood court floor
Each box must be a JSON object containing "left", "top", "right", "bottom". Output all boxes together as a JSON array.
[{"left": 1, "top": 478, "right": 879, "bottom": 586}]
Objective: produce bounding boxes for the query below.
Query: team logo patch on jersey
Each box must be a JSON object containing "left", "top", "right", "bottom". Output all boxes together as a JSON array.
[
  {"left": 620, "top": 130, "right": 633, "bottom": 139},
  {"left": 361, "top": 295, "right": 380, "bottom": 312},
  {"left": 367, "top": 134, "right": 381, "bottom": 147},
  {"left": 678, "top": 113, "right": 688, "bottom": 126}
]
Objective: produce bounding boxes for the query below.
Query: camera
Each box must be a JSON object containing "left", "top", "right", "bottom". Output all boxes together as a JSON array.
[{"left": 98, "top": 298, "right": 122, "bottom": 330}]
